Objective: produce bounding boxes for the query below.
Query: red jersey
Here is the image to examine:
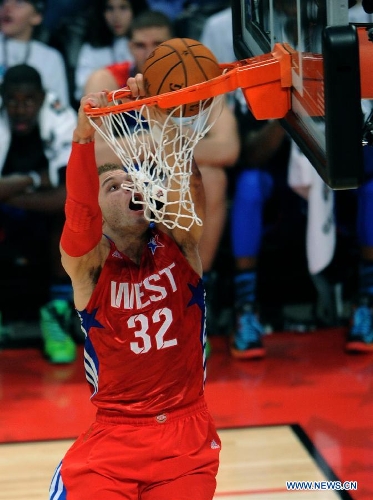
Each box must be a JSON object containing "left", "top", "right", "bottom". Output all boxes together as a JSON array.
[
  {"left": 106, "top": 61, "right": 133, "bottom": 88},
  {"left": 78, "top": 228, "right": 207, "bottom": 416}
]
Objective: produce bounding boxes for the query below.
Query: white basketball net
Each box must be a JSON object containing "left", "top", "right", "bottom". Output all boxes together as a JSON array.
[{"left": 87, "top": 95, "right": 224, "bottom": 230}]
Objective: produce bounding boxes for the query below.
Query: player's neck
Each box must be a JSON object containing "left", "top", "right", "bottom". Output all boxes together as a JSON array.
[{"left": 105, "top": 228, "right": 149, "bottom": 265}]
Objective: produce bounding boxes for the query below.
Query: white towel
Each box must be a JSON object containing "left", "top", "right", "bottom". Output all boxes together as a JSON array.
[{"left": 288, "top": 141, "right": 336, "bottom": 275}]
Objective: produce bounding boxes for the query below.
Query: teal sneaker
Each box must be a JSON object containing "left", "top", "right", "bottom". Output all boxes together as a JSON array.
[
  {"left": 231, "top": 304, "right": 265, "bottom": 359},
  {"left": 346, "top": 299, "right": 373, "bottom": 353},
  {"left": 40, "top": 300, "right": 76, "bottom": 363}
]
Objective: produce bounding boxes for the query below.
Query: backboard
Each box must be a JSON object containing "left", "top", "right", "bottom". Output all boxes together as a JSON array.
[{"left": 231, "top": 0, "right": 367, "bottom": 189}]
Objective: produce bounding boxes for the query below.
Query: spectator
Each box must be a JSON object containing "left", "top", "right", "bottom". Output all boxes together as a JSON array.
[
  {"left": 200, "top": 6, "right": 235, "bottom": 64},
  {"left": 349, "top": 0, "right": 373, "bottom": 22},
  {"left": 230, "top": 96, "right": 292, "bottom": 359},
  {"left": 37, "top": 0, "right": 91, "bottom": 107},
  {"left": 0, "top": 0, "right": 70, "bottom": 106},
  {"left": 288, "top": 4, "right": 373, "bottom": 353},
  {"left": 348, "top": 113, "right": 373, "bottom": 352},
  {"left": 345, "top": 0, "right": 373, "bottom": 352},
  {"left": 201, "top": 6, "right": 300, "bottom": 358},
  {"left": 0, "top": 64, "right": 78, "bottom": 363},
  {"left": 289, "top": 102, "right": 373, "bottom": 353},
  {"left": 74, "top": 0, "right": 148, "bottom": 102},
  {"left": 287, "top": 142, "right": 337, "bottom": 328},
  {"left": 173, "top": 1, "right": 229, "bottom": 40}
]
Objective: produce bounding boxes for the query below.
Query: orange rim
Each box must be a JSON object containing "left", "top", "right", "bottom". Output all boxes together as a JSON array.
[
  {"left": 83, "top": 48, "right": 293, "bottom": 118},
  {"left": 84, "top": 70, "right": 235, "bottom": 117}
]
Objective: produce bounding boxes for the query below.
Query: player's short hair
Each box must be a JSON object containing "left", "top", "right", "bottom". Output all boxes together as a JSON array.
[{"left": 97, "top": 163, "right": 124, "bottom": 176}]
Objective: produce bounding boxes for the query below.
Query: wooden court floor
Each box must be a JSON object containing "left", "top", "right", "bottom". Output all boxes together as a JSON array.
[
  {"left": 0, "top": 327, "right": 372, "bottom": 499},
  {"left": 0, "top": 425, "right": 348, "bottom": 500}
]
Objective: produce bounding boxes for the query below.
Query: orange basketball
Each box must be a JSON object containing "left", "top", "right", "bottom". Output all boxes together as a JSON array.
[{"left": 142, "top": 38, "right": 222, "bottom": 117}]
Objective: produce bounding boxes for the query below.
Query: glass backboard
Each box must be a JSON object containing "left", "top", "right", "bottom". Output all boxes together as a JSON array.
[{"left": 232, "top": 0, "right": 365, "bottom": 189}]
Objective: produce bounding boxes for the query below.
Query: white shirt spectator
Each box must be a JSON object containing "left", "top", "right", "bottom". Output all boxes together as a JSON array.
[
  {"left": 74, "top": 37, "right": 133, "bottom": 102},
  {"left": 0, "top": 33, "right": 70, "bottom": 107},
  {"left": 200, "top": 7, "right": 235, "bottom": 64},
  {"left": 0, "top": 91, "right": 77, "bottom": 186},
  {"left": 349, "top": 1, "right": 373, "bottom": 23}
]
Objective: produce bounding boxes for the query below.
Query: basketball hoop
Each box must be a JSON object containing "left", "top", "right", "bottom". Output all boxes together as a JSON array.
[
  {"left": 86, "top": 94, "right": 225, "bottom": 230},
  {"left": 83, "top": 41, "right": 294, "bottom": 230}
]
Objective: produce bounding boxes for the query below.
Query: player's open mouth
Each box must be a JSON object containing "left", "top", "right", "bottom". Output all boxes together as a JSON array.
[{"left": 129, "top": 194, "right": 143, "bottom": 211}]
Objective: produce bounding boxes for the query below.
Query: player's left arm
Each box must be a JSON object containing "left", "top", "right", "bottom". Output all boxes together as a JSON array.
[
  {"left": 126, "top": 74, "right": 205, "bottom": 274},
  {"left": 155, "top": 151, "right": 205, "bottom": 276}
]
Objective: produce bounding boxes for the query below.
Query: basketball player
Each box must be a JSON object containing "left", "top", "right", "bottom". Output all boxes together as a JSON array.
[{"left": 49, "top": 81, "right": 221, "bottom": 500}]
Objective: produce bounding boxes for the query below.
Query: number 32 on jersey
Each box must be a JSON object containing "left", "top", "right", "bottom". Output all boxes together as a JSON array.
[{"left": 129, "top": 307, "right": 177, "bottom": 354}]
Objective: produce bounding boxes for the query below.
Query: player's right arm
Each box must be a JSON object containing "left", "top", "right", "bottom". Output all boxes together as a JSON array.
[
  {"left": 84, "top": 69, "right": 123, "bottom": 166},
  {"left": 60, "top": 92, "right": 110, "bottom": 310}
]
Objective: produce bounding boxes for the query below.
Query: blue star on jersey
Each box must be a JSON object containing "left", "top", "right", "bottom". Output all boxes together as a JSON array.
[
  {"left": 148, "top": 234, "right": 164, "bottom": 255},
  {"left": 187, "top": 279, "right": 205, "bottom": 311},
  {"left": 78, "top": 307, "right": 104, "bottom": 337}
]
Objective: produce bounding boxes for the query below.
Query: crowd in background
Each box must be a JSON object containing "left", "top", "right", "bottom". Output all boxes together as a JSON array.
[{"left": 0, "top": 0, "right": 372, "bottom": 363}]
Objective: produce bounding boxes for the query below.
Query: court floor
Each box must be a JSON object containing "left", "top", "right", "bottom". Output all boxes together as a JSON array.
[
  {"left": 0, "top": 327, "right": 371, "bottom": 500},
  {"left": 0, "top": 425, "right": 347, "bottom": 499}
]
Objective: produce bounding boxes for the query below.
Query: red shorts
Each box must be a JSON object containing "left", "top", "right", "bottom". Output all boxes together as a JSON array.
[{"left": 51, "top": 398, "right": 221, "bottom": 500}]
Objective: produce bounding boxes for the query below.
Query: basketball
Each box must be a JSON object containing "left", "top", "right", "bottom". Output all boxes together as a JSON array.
[{"left": 142, "top": 38, "right": 222, "bottom": 117}]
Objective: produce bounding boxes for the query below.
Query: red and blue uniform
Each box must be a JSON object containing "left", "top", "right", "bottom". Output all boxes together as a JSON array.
[
  {"left": 81, "top": 228, "right": 207, "bottom": 414},
  {"left": 50, "top": 226, "right": 220, "bottom": 499}
]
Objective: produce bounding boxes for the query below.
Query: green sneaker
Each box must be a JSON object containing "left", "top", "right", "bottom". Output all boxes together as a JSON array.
[
  {"left": 40, "top": 300, "right": 76, "bottom": 364},
  {"left": 205, "top": 338, "right": 211, "bottom": 359}
]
